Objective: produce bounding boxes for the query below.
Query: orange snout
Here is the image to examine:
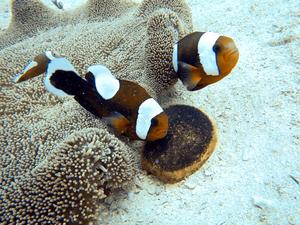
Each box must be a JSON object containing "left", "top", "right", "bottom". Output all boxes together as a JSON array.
[
  {"left": 146, "top": 112, "right": 169, "bottom": 141},
  {"left": 194, "top": 36, "right": 239, "bottom": 90},
  {"left": 216, "top": 36, "right": 239, "bottom": 76}
]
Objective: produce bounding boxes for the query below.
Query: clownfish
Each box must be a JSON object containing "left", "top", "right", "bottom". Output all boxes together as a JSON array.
[
  {"left": 172, "top": 32, "right": 239, "bottom": 91},
  {"left": 13, "top": 52, "right": 169, "bottom": 141}
]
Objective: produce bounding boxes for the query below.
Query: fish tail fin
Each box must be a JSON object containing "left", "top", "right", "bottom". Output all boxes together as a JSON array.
[{"left": 12, "top": 51, "right": 55, "bottom": 83}]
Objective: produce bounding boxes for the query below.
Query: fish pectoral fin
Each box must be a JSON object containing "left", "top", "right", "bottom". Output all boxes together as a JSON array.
[
  {"left": 178, "top": 61, "right": 202, "bottom": 91},
  {"left": 103, "top": 111, "right": 130, "bottom": 135}
]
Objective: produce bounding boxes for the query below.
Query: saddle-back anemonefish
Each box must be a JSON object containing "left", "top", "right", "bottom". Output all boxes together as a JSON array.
[
  {"left": 172, "top": 31, "right": 239, "bottom": 91},
  {"left": 13, "top": 52, "right": 169, "bottom": 142}
]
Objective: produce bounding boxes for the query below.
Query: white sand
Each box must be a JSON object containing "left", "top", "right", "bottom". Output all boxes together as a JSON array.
[{"left": 1, "top": 0, "right": 299, "bottom": 224}]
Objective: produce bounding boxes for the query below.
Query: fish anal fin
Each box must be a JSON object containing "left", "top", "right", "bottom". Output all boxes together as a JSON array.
[
  {"left": 103, "top": 111, "right": 130, "bottom": 135},
  {"left": 178, "top": 61, "right": 202, "bottom": 91}
]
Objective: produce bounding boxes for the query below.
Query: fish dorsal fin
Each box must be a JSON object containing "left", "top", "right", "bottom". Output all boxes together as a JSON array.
[
  {"left": 87, "top": 65, "right": 120, "bottom": 100},
  {"left": 178, "top": 61, "right": 202, "bottom": 91},
  {"left": 45, "top": 57, "right": 79, "bottom": 97}
]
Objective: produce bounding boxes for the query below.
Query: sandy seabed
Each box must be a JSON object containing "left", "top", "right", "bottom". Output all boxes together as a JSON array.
[{"left": 0, "top": 0, "right": 299, "bottom": 224}]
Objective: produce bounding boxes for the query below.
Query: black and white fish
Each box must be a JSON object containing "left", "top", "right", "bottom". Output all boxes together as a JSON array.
[
  {"left": 13, "top": 52, "right": 169, "bottom": 141},
  {"left": 172, "top": 32, "right": 239, "bottom": 91}
]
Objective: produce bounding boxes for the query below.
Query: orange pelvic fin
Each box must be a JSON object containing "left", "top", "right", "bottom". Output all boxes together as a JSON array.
[
  {"left": 178, "top": 61, "right": 202, "bottom": 91},
  {"left": 103, "top": 111, "right": 130, "bottom": 135}
]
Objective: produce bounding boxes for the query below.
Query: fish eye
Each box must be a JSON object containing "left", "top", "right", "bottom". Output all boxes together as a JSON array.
[
  {"left": 151, "top": 117, "right": 159, "bottom": 127},
  {"left": 213, "top": 44, "right": 221, "bottom": 53}
]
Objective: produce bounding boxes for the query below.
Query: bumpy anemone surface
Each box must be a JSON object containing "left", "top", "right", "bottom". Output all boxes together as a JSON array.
[{"left": 0, "top": 0, "right": 193, "bottom": 224}]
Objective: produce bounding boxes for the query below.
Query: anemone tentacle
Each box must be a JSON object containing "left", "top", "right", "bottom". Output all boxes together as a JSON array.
[
  {"left": 137, "top": 0, "right": 192, "bottom": 30},
  {"left": 10, "top": 0, "right": 58, "bottom": 30},
  {"left": 86, "top": 0, "right": 136, "bottom": 19},
  {"left": 0, "top": 0, "right": 195, "bottom": 223},
  {"left": 0, "top": 0, "right": 64, "bottom": 49},
  {"left": 144, "top": 9, "right": 191, "bottom": 93}
]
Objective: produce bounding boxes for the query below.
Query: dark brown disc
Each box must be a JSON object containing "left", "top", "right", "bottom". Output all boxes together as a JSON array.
[{"left": 142, "top": 104, "right": 217, "bottom": 183}]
